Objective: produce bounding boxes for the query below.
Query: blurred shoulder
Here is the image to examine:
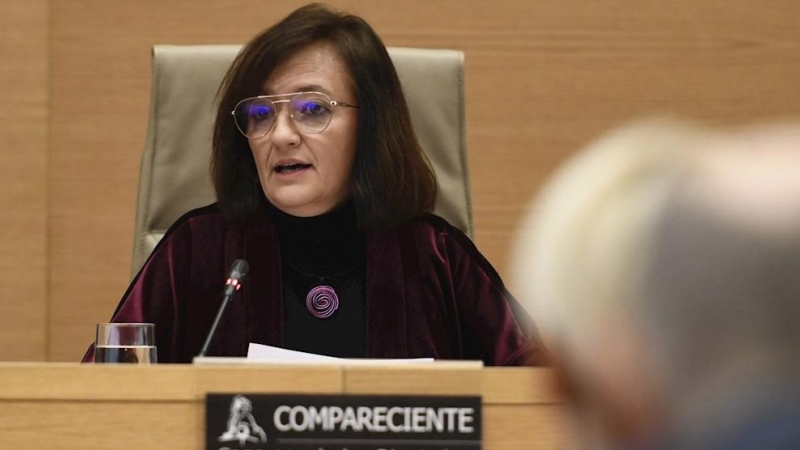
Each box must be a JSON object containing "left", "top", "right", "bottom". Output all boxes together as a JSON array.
[
  {"left": 172, "top": 203, "right": 224, "bottom": 226},
  {"left": 399, "top": 213, "right": 476, "bottom": 251},
  {"left": 160, "top": 203, "right": 229, "bottom": 240},
  {"left": 403, "top": 213, "right": 462, "bottom": 233}
]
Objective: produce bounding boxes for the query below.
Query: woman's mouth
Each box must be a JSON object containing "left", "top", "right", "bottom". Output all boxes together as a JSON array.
[{"left": 275, "top": 163, "right": 312, "bottom": 174}]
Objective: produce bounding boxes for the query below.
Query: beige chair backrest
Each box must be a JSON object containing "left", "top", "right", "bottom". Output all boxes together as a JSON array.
[{"left": 132, "top": 45, "right": 473, "bottom": 275}]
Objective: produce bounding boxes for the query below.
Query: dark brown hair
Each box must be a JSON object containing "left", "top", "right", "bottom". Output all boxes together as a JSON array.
[{"left": 212, "top": 3, "right": 437, "bottom": 229}]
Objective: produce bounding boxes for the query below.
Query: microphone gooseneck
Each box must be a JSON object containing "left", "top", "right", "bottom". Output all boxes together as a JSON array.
[{"left": 197, "top": 259, "right": 249, "bottom": 357}]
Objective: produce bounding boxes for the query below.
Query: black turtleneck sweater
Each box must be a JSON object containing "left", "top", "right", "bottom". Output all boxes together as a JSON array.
[{"left": 268, "top": 201, "right": 367, "bottom": 358}]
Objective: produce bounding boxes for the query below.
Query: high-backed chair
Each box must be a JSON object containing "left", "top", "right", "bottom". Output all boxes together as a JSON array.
[{"left": 131, "top": 45, "right": 473, "bottom": 275}]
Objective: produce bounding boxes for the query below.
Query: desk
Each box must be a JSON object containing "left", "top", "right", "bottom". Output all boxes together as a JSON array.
[{"left": 0, "top": 363, "right": 564, "bottom": 449}]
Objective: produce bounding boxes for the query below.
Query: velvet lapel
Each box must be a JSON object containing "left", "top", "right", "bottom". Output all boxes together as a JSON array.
[
  {"left": 240, "top": 210, "right": 284, "bottom": 350},
  {"left": 365, "top": 228, "right": 408, "bottom": 358}
]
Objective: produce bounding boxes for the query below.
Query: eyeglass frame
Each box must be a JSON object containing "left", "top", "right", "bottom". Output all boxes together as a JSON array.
[{"left": 231, "top": 91, "right": 359, "bottom": 139}]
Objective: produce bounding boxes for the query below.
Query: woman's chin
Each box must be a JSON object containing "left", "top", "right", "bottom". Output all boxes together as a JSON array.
[
  {"left": 266, "top": 187, "right": 351, "bottom": 218},
  {"left": 269, "top": 198, "right": 329, "bottom": 218}
]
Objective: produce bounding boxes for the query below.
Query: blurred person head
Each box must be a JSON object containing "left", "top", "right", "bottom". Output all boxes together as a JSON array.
[
  {"left": 512, "top": 119, "right": 800, "bottom": 449},
  {"left": 212, "top": 3, "right": 436, "bottom": 227}
]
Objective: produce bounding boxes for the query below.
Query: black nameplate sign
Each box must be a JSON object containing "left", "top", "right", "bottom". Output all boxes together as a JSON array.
[{"left": 206, "top": 393, "right": 482, "bottom": 450}]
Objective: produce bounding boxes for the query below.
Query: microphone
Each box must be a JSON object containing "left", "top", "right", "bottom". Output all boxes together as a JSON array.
[{"left": 198, "top": 259, "right": 249, "bottom": 357}]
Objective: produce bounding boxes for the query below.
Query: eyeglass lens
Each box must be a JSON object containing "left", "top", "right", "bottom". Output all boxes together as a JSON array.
[{"left": 235, "top": 93, "right": 334, "bottom": 137}]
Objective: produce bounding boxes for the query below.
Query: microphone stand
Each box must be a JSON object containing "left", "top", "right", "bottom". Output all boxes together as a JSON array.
[
  {"left": 197, "top": 290, "right": 235, "bottom": 358},
  {"left": 197, "top": 259, "right": 248, "bottom": 358}
]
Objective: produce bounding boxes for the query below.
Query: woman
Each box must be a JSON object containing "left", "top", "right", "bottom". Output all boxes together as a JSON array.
[{"left": 82, "top": 4, "right": 544, "bottom": 365}]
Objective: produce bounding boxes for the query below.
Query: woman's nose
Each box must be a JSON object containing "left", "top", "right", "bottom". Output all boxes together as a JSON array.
[{"left": 270, "top": 108, "right": 300, "bottom": 147}]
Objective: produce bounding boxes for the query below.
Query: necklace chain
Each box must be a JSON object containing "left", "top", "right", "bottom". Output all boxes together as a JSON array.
[{"left": 282, "top": 259, "right": 362, "bottom": 281}]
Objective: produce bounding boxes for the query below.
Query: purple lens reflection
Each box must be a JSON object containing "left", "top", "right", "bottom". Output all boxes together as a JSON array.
[{"left": 248, "top": 103, "right": 273, "bottom": 119}]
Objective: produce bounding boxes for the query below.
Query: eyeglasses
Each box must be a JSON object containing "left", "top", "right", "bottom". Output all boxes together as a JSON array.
[{"left": 231, "top": 91, "right": 358, "bottom": 138}]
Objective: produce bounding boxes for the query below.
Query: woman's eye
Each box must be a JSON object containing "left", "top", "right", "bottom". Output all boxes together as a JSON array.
[
  {"left": 249, "top": 104, "right": 273, "bottom": 121},
  {"left": 297, "top": 101, "right": 329, "bottom": 117}
]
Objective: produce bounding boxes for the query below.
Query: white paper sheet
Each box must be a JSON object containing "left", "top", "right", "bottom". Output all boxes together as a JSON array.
[{"left": 246, "top": 342, "right": 434, "bottom": 365}]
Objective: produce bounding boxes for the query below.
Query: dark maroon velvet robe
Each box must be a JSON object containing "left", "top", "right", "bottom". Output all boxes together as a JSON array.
[{"left": 82, "top": 204, "right": 546, "bottom": 366}]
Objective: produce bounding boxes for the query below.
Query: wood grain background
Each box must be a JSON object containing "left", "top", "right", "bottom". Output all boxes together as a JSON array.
[
  {"left": 0, "top": 1, "right": 48, "bottom": 361},
  {"left": 1, "top": 0, "right": 799, "bottom": 361}
]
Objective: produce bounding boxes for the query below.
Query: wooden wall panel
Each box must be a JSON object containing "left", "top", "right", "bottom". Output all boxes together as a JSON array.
[
  {"left": 0, "top": 1, "right": 48, "bottom": 360},
  {"left": 49, "top": 0, "right": 800, "bottom": 360}
]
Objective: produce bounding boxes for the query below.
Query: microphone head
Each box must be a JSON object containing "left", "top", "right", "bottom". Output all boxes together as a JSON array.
[{"left": 229, "top": 259, "right": 249, "bottom": 281}]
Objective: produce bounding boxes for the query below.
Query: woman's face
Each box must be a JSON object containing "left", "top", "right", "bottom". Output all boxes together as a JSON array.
[{"left": 248, "top": 43, "right": 358, "bottom": 217}]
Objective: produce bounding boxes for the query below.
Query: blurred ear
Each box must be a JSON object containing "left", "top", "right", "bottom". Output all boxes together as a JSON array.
[
  {"left": 597, "top": 323, "right": 665, "bottom": 445},
  {"left": 549, "top": 324, "right": 664, "bottom": 448},
  {"left": 550, "top": 352, "right": 586, "bottom": 409},
  {"left": 549, "top": 349, "right": 616, "bottom": 450}
]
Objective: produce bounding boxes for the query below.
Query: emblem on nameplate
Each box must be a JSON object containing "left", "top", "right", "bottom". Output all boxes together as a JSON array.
[{"left": 217, "top": 395, "right": 268, "bottom": 446}]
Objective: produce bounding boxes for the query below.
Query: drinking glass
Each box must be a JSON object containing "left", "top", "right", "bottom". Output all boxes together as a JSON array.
[{"left": 94, "top": 323, "right": 157, "bottom": 364}]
